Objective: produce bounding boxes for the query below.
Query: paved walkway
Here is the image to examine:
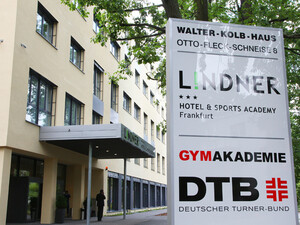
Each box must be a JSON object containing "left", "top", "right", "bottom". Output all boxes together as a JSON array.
[
  {"left": 70, "top": 209, "right": 167, "bottom": 225},
  {"left": 8, "top": 209, "right": 167, "bottom": 225}
]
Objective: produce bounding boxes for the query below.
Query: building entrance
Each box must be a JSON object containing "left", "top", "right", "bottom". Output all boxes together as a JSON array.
[
  {"left": 6, "top": 154, "right": 44, "bottom": 223},
  {"left": 7, "top": 177, "right": 43, "bottom": 222}
]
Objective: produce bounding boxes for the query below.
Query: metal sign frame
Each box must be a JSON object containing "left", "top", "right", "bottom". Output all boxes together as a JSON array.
[{"left": 166, "top": 18, "right": 298, "bottom": 225}]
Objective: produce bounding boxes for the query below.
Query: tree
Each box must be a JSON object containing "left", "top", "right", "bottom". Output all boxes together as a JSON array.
[
  {"left": 62, "top": 0, "right": 299, "bottom": 89},
  {"left": 62, "top": 0, "right": 300, "bottom": 193}
]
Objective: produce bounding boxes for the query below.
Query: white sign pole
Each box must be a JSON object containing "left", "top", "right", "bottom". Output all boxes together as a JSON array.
[{"left": 166, "top": 18, "right": 298, "bottom": 225}]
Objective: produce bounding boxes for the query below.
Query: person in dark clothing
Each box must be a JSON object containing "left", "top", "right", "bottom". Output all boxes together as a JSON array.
[{"left": 96, "top": 189, "right": 106, "bottom": 221}]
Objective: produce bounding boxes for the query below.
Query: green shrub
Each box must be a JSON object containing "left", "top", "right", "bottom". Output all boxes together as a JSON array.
[{"left": 56, "top": 195, "right": 67, "bottom": 209}]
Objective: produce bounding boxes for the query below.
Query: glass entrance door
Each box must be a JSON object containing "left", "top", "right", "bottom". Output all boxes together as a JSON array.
[{"left": 27, "top": 181, "right": 43, "bottom": 221}]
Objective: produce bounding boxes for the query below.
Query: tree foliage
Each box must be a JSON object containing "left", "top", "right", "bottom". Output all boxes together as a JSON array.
[{"left": 62, "top": 0, "right": 300, "bottom": 191}]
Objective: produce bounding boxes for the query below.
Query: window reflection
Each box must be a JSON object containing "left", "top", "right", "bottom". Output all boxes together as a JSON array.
[
  {"left": 19, "top": 157, "right": 34, "bottom": 177},
  {"left": 36, "top": 2, "right": 56, "bottom": 44},
  {"left": 26, "top": 69, "right": 55, "bottom": 126}
]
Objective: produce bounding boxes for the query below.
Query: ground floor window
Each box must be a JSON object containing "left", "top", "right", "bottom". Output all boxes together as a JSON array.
[
  {"left": 150, "top": 184, "right": 155, "bottom": 207},
  {"left": 162, "top": 187, "right": 166, "bottom": 206},
  {"left": 133, "top": 181, "right": 141, "bottom": 209},
  {"left": 8, "top": 154, "right": 44, "bottom": 223},
  {"left": 143, "top": 183, "right": 149, "bottom": 208},
  {"left": 107, "top": 176, "right": 119, "bottom": 211},
  {"left": 7, "top": 155, "right": 70, "bottom": 223},
  {"left": 156, "top": 186, "right": 161, "bottom": 207},
  {"left": 10, "top": 154, "right": 44, "bottom": 179},
  {"left": 107, "top": 172, "right": 166, "bottom": 211},
  {"left": 121, "top": 179, "right": 131, "bottom": 210}
]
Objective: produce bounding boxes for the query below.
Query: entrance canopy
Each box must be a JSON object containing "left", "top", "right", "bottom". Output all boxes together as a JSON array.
[{"left": 39, "top": 124, "right": 155, "bottom": 159}]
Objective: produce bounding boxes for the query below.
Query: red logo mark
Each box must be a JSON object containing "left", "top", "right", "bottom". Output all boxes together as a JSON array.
[{"left": 266, "top": 178, "right": 288, "bottom": 201}]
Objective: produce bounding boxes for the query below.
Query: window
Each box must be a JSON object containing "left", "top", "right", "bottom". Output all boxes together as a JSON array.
[
  {"left": 150, "top": 185, "right": 155, "bottom": 206},
  {"left": 157, "top": 153, "right": 161, "bottom": 173},
  {"left": 150, "top": 91, "right": 155, "bottom": 105},
  {"left": 151, "top": 121, "right": 155, "bottom": 145},
  {"left": 144, "top": 113, "right": 148, "bottom": 140},
  {"left": 111, "top": 83, "right": 118, "bottom": 112},
  {"left": 72, "top": 0, "right": 86, "bottom": 15},
  {"left": 11, "top": 155, "right": 44, "bottom": 179},
  {"left": 156, "top": 100, "right": 160, "bottom": 112},
  {"left": 162, "top": 187, "right": 166, "bottom": 205},
  {"left": 151, "top": 158, "right": 155, "bottom": 171},
  {"left": 135, "top": 70, "right": 140, "bottom": 87},
  {"left": 110, "top": 41, "right": 120, "bottom": 60},
  {"left": 64, "top": 94, "right": 83, "bottom": 125},
  {"left": 92, "top": 111, "right": 103, "bottom": 124},
  {"left": 144, "top": 158, "right": 148, "bottom": 168},
  {"left": 93, "top": 62, "right": 103, "bottom": 100},
  {"left": 162, "top": 131, "right": 166, "bottom": 144},
  {"left": 93, "top": 14, "right": 100, "bottom": 34},
  {"left": 133, "top": 181, "right": 141, "bottom": 208},
  {"left": 143, "top": 184, "right": 149, "bottom": 207},
  {"left": 125, "top": 55, "right": 130, "bottom": 69},
  {"left": 143, "top": 81, "right": 148, "bottom": 97},
  {"left": 70, "top": 37, "right": 84, "bottom": 70},
  {"left": 161, "top": 107, "right": 165, "bottom": 119},
  {"left": 26, "top": 69, "right": 56, "bottom": 126},
  {"left": 134, "top": 158, "right": 140, "bottom": 165},
  {"left": 134, "top": 103, "right": 141, "bottom": 122},
  {"left": 36, "top": 2, "right": 57, "bottom": 45},
  {"left": 156, "top": 125, "right": 160, "bottom": 140},
  {"left": 123, "top": 92, "right": 131, "bottom": 113},
  {"left": 156, "top": 186, "right": 161, "bottom": 206},
  {"left": 107, "top": 176, "right": 119, "bottom": 211},
  {"left": 162, "top": 156, "right": 166, "bottom": 175}
]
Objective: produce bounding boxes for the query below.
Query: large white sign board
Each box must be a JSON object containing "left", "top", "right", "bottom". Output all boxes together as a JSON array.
[{"left": 166, "top": 18, "right": 298, "bottom": 225}]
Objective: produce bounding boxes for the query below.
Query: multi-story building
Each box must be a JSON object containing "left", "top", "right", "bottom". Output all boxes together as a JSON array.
[{"left": 0, "top": 0, "right": 167, "bottom": 224}]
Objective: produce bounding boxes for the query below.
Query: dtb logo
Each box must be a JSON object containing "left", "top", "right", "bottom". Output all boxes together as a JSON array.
[
  {"left": 179, "top": 176, "right": 259, "bottom": 202},
  {"left": 179, "top": 176, "right": 289, "bottom": 202}
]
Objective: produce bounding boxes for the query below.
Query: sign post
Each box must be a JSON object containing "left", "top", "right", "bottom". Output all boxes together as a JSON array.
[{"left": 166, "top": 18, "right": 299, "bottom": 225}]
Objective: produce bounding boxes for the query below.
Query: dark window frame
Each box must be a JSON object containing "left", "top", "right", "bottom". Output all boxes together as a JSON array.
[
  {"left": 36, "top": 2, "right": 57, "bottom": 46},
  {"left": 135, "top": 70, "right": 140, "bottom": 87},
  {"left": 11, "top": 154, "right": 44, "bottom": 178},
  {"left": 123, "top": 92, "right": 131, "bottom": 114},
  {"left": 134, "top": 103, "right": 141, "bottom": 122},
  {"left": 72, "top": 0, "right": 86, "bottom": 17},
  {"left": 64, "top": 94, "right": 83, "bottom": 125},
  {"left": 150, "top": 91, "right": 155, "bottom": 105},
  {"left": 92, "top": 111, "right": 103, "bottom": 124},
  {"left": 26, "top": 68, "right": 56, "bottom": 126},
  {"left": 70, "top": 37, "right": 84, "bottom": 71},
  {"left": 143, "top": 81, "right": 148, "bottom": 98},
  {"left": 93, "top": 13, "right": 101, "bottom": 34},
  {"left": 111, "top": 83, "right": 118, "bottom": 112},
  {"left": 110, "top": 41, "right": 120, "bottom": 60},
  {"left": 93, "top": 62, "right": 104, "bottom": 100}
]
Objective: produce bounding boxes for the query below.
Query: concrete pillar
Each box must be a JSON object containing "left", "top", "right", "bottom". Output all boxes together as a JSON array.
[
  {"left": 41, "top": 158, "right": 58, "bottom": 224},
  {"left": 154, "top": 183, "right": 157, "bottom": 207},
  {"left": 71, "top": 165, "right": 85, "bottom": 220},
  {"left": 139, "top": 180, "right": 142, "bottom": 209},
  {"left": 147, "top": 182, "right": 151, "bottom": 208},
  {"left": 0, "top": 148, "right": 12, "bottom": 225},
  {"left": 130, "top": 177, "right": 134, "bottom": 209},
  {"left": 118, "top": 174, "right": 122, "bottom": 211},
  {"left": 102, "top": 169, "right": 108, "bottom": 214},
  {"left": 159, "top": 185, "right": 162, "bottom": 206},
  {"left": 91, "top": 169, "right": 103, "bottom": 197}
]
